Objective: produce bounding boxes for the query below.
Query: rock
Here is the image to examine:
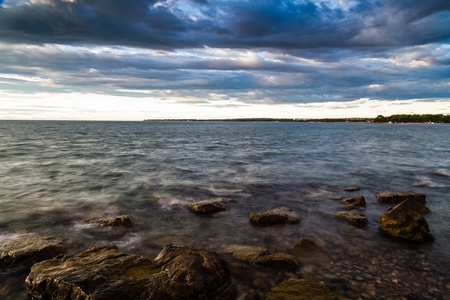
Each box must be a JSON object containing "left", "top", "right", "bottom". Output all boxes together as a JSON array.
[
  {"left": 342, "top": 186, "right": 360, "bottom": 192},
  {"left": 250, "top": 207, "right": 300, "bottom": 225},
  {"left": 26, "top": 244, "right": 236, "bottom": 300},
  {"left": 187, "top": 197, "right": 236, "bottom": 214},
  {"left": 255, "top": 253, "right": 299, "bottom": 270},
  {"left": 376, "top": 191, "right": 426, "bottom": 205},
  {"left": 341, "top": 195, "right": 366, "bottom": 210},
  {"left": 379, "top": 198, "right": 434, "bottom": 242},
  {"left": 224, "top": 245, "right": 268, "bottom": 261},
  {"left": 88, "top": 214, "right": 133, "bottom": 227},
  {"left": 292, "top": 239, "right": 322, "bottom": 252},
  {"left": 266, "top": 279, "right": 345, "bottom": 300},
  {"left": 224, "top": 245, "right": 299, "bottom": 270},
  {"left": 101, "top": 215, "right": 132, "bottom": 227},
  {"left": 0, "top": 234, "right": 65, "bottom": 269},
  {"left": 335, "top": 211, "right": 368, "bottom": 226}
]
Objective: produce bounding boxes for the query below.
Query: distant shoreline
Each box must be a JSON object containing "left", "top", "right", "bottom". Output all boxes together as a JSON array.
[{"left": 143, "top": 118, "right": 448, "bottom": 124}]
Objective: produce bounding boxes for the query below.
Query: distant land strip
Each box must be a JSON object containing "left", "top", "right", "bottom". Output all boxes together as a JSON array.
[{"left": 144, "top": 114, "right": 449, "bottom": 124}]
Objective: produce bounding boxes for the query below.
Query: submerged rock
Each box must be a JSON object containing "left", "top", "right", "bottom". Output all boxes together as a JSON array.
[
  {"left": 26, "top": 244, "right": 236, "bottom": 300},
  {"left": 376, "top": 191, "right": 426, "bottom": 205},
  {"left": 379, "top": 198, "right": 434, "bottom": 242},
  {"left": 249, "top": 206, "right": 300, "bottom": 225},
  {"left": 335, "top": 211, "right": 368, "bottom": 226},
  {"left": 89, "top": 214, "right": 133, "bottom": 227},
  {"left": 340, "top": 186, "right": 361, "bottom": 192},
  {"left": 0, "top": 234, "right": 65, "bottom": 269},
  {"left": 266, "top": 279, "right": 345, "bottom": 300},
  {"left": 292, "top": 238, "right": 322, "bottom": 253},
  {"left": 255, "top": 253, "right": 299, "bottom": 270},
  {"left": 224, "top": 245, "right": 268, "bottom": 261},
  {"left": 341, "top": 195, "right": 366, "bottom": 210},
  {"left": 224, "top": 244, "right": 299, "bottom": 270},
  {"left": 187, "top": 197, "right": 236, "bottom": 214}
]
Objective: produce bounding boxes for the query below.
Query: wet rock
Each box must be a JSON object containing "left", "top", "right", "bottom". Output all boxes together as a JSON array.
[
  {"left": 266, "top": 279, "right": 345, "bottom": 300},
  {"left": 292, "top": 238, "right": 322, "bottom": 252},
  {"left": 26, "top": 244, "right": 236, "bottom": 300},
  {"left": 335, "top": 211, "right": 368, "bottom": 226},
  {"left": 224, "top": 245, "right": 268, "bottom": 261},
  {"left": 341, "top": 195, "right": 366, "bottom": 210},
  {"left": 379, "top": 198, "right": 434, "bottom": 242},
  {"left": 376, "top": 191, "right": 426, "bottom": 205},
  {"left": 341, "top": 186, "right": 361, "bottom": 192},
  {"left": 224, "top": 245, "right": 299, "bottom": 270},
  {"left": 254, "top": 253, "right": 299, "bottom": 270},
  {"left": 187, "top": 197, "right": 236, "bottom": 214},
  {"left": 249, "top": 206, "right": 300, "bottom": 225},
  {"left": 0, "top": 234, "right": 65, "bottom": 269},
  {"left": 92, "top": 214, "right": 133, "bottom": 227}
]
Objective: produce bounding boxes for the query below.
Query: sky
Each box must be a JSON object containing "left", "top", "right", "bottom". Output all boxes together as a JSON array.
[{"left": 0, "top": 0, "right": 449, "bottom": 120}]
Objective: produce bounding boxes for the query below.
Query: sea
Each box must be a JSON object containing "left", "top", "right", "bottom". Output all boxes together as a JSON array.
[{"left": 0, "top": 121, "right": 449, "bottom": 299}]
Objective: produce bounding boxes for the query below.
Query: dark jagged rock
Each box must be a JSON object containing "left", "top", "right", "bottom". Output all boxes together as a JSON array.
[
  {"left": 341, "top": 195, "right": 366, "bottom": 210},
  {"left": 26, "top": 244, "right": 236, "bottom": 300},
  {"left": 224, "top": 245, "right": 299, "bottom": 270},
  {"left": 266, "top": 279, "right": 345, "bottom": 300},
  {"left": 379, "top": 198, "right": 434, "bottom": 242},
  {"left": 335, "top": 211, "right": 368, "bottom": 226},
  {"left": 292, "top": 239, "right": 322, "bottom": 252},
  {"left": 187, "top": 197, "right": 236, "bottom": 214},
  {"left": 249, "top": 207, "right": 300, "bottom": 225},
  {"left": 0, "top": 234, "right": 65, "bottom": 269},
  {"left": 376, "top": 191, "right": 426, "bottom": 205}
]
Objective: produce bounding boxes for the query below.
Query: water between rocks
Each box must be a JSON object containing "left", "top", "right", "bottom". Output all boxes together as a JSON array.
[{"left": 0, "top": 121, "right": 449, "bottom": 299}]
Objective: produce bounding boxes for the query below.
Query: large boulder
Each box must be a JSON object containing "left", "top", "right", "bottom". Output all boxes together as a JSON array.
[
  {"left": 340, "top": 196, "right": 365, "bottom": 210},
  {"left": 379, "top": 198, "right": 434, "bottom": 242},
  {"left": 0, "top": 234, "right": 65, "bottom": 269},
  {"left": 26, "top": 244, "right": 236, "bottom": 300},
  {"left": 335, "top": 211, "right": 368, "bottom": 226},
  {"left": 187, "top": 198, "right": 236, "bottom": 214},
  {"left": 266, "top": 279, "right": 345, "bottom": 300},
  {"left": 250, "top": 207, "right": 300, "bottom": 225},
  {"left": 376, "top": 191, "right": 426, "bottom": 205}
]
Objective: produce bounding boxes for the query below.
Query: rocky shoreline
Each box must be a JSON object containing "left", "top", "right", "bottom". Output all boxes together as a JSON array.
[{"left": 1, "top": 189, "right": 448, "bottom": 299}]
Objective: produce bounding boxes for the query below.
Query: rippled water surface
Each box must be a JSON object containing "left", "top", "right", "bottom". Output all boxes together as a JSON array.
[{"left": 0, "top": 121, "right": 449, "bottom": 299}]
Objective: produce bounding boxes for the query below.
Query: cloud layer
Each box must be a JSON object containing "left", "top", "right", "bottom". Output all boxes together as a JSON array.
[{"left": 0, "top": 0, "right": 449, "bottom": 119}]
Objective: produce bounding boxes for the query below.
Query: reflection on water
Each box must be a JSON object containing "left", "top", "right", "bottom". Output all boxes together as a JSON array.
[{"left": 0, "top": 121, "right": 449, "bottom": 299}]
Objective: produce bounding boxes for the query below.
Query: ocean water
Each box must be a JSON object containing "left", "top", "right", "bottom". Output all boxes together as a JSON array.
[{"left": 0, "top": 121, "right": 449, "bottom": 299}]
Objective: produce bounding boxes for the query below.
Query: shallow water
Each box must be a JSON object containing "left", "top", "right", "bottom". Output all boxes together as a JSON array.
[{"left": 0, "top": 121, "right": 449, "bottom": 299}]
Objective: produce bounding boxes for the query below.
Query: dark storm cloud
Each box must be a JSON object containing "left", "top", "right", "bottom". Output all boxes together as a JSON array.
[{"left": 0, "top": 0, "right": 448, "bottom": 49}]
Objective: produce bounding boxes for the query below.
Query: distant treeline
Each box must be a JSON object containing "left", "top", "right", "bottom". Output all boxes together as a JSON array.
[
  {"left": 144, "top": 115, "right": 449, "bottom": 123},
  {"left": 374, "top": 114, "right": 450, "bottom": 123}
]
